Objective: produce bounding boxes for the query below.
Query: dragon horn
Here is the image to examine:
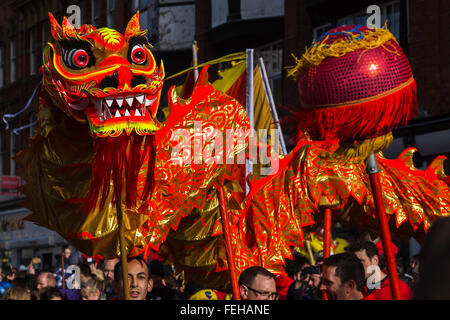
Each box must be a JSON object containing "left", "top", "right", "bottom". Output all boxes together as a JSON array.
[
  {"left": 125, "top": 11, "right": 141, "bottom": 38},
  {"left": 48, "top": 12, "right": 63, "bottom": 39},
  {"left": 160, "top": 60, "right": 165, "bottom": 79},
  {"left": 62, "top": 16, "right": 77, "bottom": 36}
]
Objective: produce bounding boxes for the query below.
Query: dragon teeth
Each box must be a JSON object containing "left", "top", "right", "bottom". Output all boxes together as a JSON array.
[
  {"left": 114, "top": 110, "right": 121, "bottom": 118},
  {"left": 134, "top": 109, "right": 142, "bottom": 117},
  {"left": 136, "top": 94, "right": 144, "bottom": 104},
  {"left": 125, "top": 96, "right": 134, "bottom": 106},
  {"left": 105, "top": 97, "right": 114, "bottom": 107},
  {"left": 145, "top": 97, "right": 156, "bottom": 107},
  {"left": 124, "top": 109, "right": 131, "bottom": 117},
  {"left": 115, "top": 97, "right": 124, "bottom": 106}
]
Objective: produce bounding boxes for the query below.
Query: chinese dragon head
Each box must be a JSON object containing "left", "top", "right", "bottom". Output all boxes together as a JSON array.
[{"left": 41, "top": 12, "right": 165, "bottom": 211}]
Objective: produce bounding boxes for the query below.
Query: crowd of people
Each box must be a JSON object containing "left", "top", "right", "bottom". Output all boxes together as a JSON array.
[{"left": 1, "top": 216, "right": 449, "bottom": 301}]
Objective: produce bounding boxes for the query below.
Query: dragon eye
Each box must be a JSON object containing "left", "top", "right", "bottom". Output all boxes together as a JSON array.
[
  {"left": 131, "top": 45, "right": 147, "bottom": 65},
  {"left": 64, "top": 48, "right": 90, "bottom": 69}
]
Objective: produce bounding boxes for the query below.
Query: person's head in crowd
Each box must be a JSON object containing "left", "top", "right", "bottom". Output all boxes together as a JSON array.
[
  {"left": 149, "top": 259, "right": 166, "bottom": 289},
  {"left": 40, "top": 287, "right": 64, "bottom": 300},
  {"left": 414, "top": 217, "right": 450, "bottom": 299},
  {"left": 30, "top": 289, "right": 40, "bottom": 300},
  {"left": 284, "top": 255, "right": 309, "bottom": 281},
  {"left": 300, "top": 264, "right": 322, "bottom": 299},
  {"left": 4, "top": 267, "right": 16, "bottom": 282},
  {"left": 63, "top": 246, "right": 71, "bottom": 261},
  {"left": 238, "top": 266, "right": 278, "bottom": 300},
  {"left": 78, "top": 262, "right": 95, "bottom": 282},
  {"left": 320, "top": 252, "right": 365, "bottom": 300},
  {"left": 1, "top": 286, "right": 30, "bottom": 300},
  {"left": 36, "top": 272, "right": 56, "bottom": 295},
  {"left": 11, "top": 271, "right": 29, "bottom": 291},
  {"left": 408, "top": 254, "right": 420, "bottom": 286},
  {"left": 80, "top": 278, "right": 104, "bottom": 300},
  {"left": 346, "top": 240, "right": 383, "bottom": 280},
  {"left": 102, "top": 258, "right": 119, "bottom": 282},
  {"left": 114, "top": 256, "right": 153, "bottom": 300}
]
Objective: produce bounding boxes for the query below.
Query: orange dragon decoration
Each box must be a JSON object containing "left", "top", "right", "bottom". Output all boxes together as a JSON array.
[{"left": 14, "top": 13, "right": 450, "bottom": 295}]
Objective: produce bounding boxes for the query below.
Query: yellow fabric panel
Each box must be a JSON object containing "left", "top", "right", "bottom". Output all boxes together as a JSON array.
[
  {"left": 212, "top": 60, "right": 246, "bottom": 93},
  {"left": 251, "top": 65, "right": 280, "bottom": 180}
]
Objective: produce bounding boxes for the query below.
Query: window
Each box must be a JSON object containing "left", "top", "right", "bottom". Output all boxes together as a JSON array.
[
  {"left": 0, "top": 47, "right": 4, "bottom": 88},
  {"left": 313, "top": 23, "right": 332, "bottom": 41},
  {"left": 338, "top": 1, "right": 401, "bottom": 38},
  {"left": 107, "top": 0, "right": 115, "bottom": 28},
  {"left": 91, "top": 0, "right": 100, "bottom": 27},
  {"left": 10, "top": 39, "right": 16, "bottom": 83},
  {"left": 132, "top": 0, "right": 150, "bottom": 30},
  {"left": 42, "top": 20, "right": 50, "bottom": 54},
  {"left": 313, "top": 1, "right": 402, "bottom": 41},
  {"left": 132, "top": 0, "right": 159, "bottom": 43},
  {"left": 9, "top": 128, "right": 15, "bottom": 176},
  {"left": 255, "top": 40, "right": 283, "bottom": 107},
  {"left": 211, "top": 0, "right": 228, "bottom": 28},
  {"left": 30, "top": 28, "right": 37, "bottom": 75},
  {"left": 383, "top": 1, "right": 401, "bottom": 39}
]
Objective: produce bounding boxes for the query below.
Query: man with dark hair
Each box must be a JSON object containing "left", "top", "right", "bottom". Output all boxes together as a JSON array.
[
  {"left": 114, "top": 257, "right": 153, "bottom": 300},
  {"left": 346, "top": 240, "right": 412, "bottom": 300},
  {"left": 320, "top": 252, "right": 366, "bottom": 300},
  {"left": 238, "top": 266, "right": 278, "bottom": 300}
]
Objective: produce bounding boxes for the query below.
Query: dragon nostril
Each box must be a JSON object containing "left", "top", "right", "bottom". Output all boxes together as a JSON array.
[
  {"left": 131, "top": 75, "right": 147, "bottom": 88},
  {"left": 99, "top": 75, "right": 119, "bottom": 90}
]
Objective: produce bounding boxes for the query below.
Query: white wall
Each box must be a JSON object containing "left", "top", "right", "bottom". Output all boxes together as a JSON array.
[
  {"left": 158, "top": 4, "right": 195, "bottom": 50},
  {"left": 211, "top": 0, "right": 284, "bottom": 28},
  {"left": 241, "top": 0, "right": 284, "bottom": 20}
]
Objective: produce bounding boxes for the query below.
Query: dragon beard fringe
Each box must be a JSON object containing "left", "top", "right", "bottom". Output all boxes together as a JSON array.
[{"left": 84, "top": 134, "right": 156, "bottom": 213}]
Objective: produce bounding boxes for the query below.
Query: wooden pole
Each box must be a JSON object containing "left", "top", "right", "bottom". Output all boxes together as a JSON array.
[
  {"left": 116, "top": 196, "right": 130, "bottom": 300},
  {"left": 61, "top": 254, "right": 65, "bottom": 290},
  {"left": 217, "top": 186, "right": 240, "bottom": 300},
  {"left": 305, "top": 240, "right": 316, "bottom": 266},
  {"left": 192, "top": 41, "right": 199, "bottom": 82},
  {"left": 245, "top": 49, "right": 254, "bottom": 196},
  {"left": 323, "top": 207, "right": 332, "bottom": 259},
  {"left": 257, "top": 57, "right": 288, "bottom": 155},
  {"left": 322, "top": 207, "right": 332, "bottom": 300},
  {"left": 366, "top": 153, "right": 402, "bottom": 300}
]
